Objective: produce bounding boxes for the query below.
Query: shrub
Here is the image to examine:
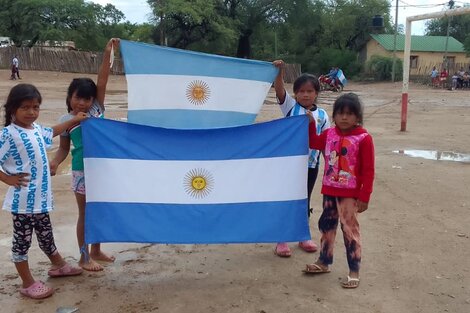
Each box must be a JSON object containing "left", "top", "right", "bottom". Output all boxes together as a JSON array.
[{"left": 365, "top": 55, "right": 403, "bottom": 81}]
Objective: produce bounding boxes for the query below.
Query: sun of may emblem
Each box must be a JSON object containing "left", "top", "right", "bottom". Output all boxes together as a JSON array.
[
  {"left": 184, "top": 168, "right": 214, "bottom": 198},
  {"left": 186, "top": 80, "right": 210, "bottom": 105}
]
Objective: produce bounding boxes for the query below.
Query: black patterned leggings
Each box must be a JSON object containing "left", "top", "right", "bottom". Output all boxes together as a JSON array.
[{"left": 11, "top": 213, "right": 57, "bottom": 263}]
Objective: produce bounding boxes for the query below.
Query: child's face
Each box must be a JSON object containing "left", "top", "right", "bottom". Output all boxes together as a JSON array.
[
  {"left": 14, "top": 99, "right": 40, "bottom": 129},
  {"left": 294, "top": 82, "right": 317, "bottom": 109},
  {"left": 69, "top": 91, "right": 94, "bottom": 114},
  {"left": 334, "top": 107, "right": 359, "bottom": 132}
]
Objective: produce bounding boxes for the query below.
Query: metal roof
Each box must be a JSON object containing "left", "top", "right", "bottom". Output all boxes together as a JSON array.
[{"left": 370, "top": 34, "right": 465, "bottom": 53}]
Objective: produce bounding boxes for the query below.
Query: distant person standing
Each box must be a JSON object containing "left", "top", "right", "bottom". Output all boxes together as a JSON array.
[
  {"left": 439, "top": 68, "right": 448, "bottom": 88},
  {"left": 430, "top": 67, "right": 438, "bottom": 87},
  {"left": 10, "top": 55, "right": 20, "bottom": 80}
]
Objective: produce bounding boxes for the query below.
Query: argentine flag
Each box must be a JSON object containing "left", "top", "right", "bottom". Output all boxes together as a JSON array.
[
  {"left": 120, "top": 40, "right": 278, "bottom": 129},
  {"left": 82, "top": 116, "right": 311, "bottom": 244},
  {"left": 337, "top": 69, "right": 347, "bottom": 86}
]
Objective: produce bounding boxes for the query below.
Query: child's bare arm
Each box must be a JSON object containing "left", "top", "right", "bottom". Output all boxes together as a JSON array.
[
  {"left": 0, "top": 171, "right": 29, "bottom": 188},
  {"left": 272, "top": 60, "right": 286, "bottom": 103},
  {"left": 96, "top": 38, "right": 120, "bottom": 110},
  {"left": 51, "top": 113, "right": 87, "bottom": 137},
  {"left": 50, "top": 136, "right": 71, "bottom": 176}
]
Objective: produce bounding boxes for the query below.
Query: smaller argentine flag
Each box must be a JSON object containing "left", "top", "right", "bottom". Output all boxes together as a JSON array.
[
  {"left": 119, "top": 40, "right": 278, "bottom": 129},
  {"left": 82, "top": 116, "right": 311, "bottom": 244},
  {"left": 337, "top": 69, "right": 347, "bottom": 86}
]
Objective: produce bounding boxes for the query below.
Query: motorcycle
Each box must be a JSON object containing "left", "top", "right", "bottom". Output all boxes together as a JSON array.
[{"left": 319, "top": 69, "right": 347, "bottom": 92}]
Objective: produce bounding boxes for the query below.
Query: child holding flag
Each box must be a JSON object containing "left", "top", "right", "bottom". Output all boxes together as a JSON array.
[
  {"left": 272, "top": 60, "right": 330, "bottom": 257},
  {"left": 50, "top": 38, "right": 119, "bottom": 271},
  {"left": 0, "top": 84, "right": 86, "bottom": 299},
  {"left": 304, "top": 93, "right": 375, "bottom": 289}
]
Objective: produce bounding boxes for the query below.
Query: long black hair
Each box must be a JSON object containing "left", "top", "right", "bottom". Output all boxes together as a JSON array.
[
  {"left": 66, "top": 78, "right": 97, "bottom": 113},
  {"left": 332, "top": 93, "right": 364, "bottom": 125},
  {"left": 3, "top": 84, "right": 42, "bottom": 126}
]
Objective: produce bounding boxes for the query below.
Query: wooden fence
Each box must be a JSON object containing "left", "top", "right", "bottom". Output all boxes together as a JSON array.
[
  {"left": 0, "top": 46, "right": 301, "bottom": 82},
  {"left": 0, "top": 46, "right": 124, "bottom": 74},
  {"left": 411, "top": 61, "right": 470, "bottom": 85},
  {"left": 283, "top": 63, "right": 302, "bottom": 83}
]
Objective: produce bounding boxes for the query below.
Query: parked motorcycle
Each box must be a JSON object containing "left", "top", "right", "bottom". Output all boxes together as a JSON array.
[{"left": 319, "top": 68, "right": 347, "bottom": 92}]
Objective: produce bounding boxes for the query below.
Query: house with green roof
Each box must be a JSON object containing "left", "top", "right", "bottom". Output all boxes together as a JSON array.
[{"left": 360, "top": 34, "right": 469, "bottom": 74}]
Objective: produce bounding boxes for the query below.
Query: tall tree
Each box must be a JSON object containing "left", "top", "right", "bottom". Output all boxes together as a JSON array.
[
  {"left": 148, "top": 0, "right": 236, "bottom": 52},
  {"left": 0, "top": 0, "right": 45, "bottom": 46},
  {"left": 425, "top": 7, "right": 470, "bottom": 53}
]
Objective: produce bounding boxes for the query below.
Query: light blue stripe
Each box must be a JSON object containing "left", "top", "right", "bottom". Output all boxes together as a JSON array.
[
  {"left": 317, "top": 109, "right": 324, "bottom": 133},
  {"left": 82, "top": 116, "right": 309, "bottom": 160},
  {"left": 128, "top": 109, "right": 256, "bottom": 129},
  {"left": 120, "top": 40, "right": 278, "bottom": 82},
  {"left": 85, "top": 200, "right": 310, "bottom": 244}
]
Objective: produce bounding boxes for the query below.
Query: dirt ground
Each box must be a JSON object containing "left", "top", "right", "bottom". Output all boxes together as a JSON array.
[{"left": 0, "top": 69, "right": 468, "bottom": 313}]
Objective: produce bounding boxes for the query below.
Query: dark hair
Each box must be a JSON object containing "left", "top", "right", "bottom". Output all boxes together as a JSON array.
[
  {"left": 66, "top": 78, "right": 97, "bottom": 112},
  {"left": 3, "top": 84, "right": 42, "bottom": 126},
  {"left": 293, "top": 73, "right": 320, "bottom": 94},
  {"left": 332, "top": 93, "right": 364, "bottom": 125}
]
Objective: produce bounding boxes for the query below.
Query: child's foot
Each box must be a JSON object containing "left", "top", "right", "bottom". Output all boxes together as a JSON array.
[
  {"left": 302, "top": 261, "right": 330, "bottom": 274},
  {"left": 341, "top": 275, "right": 360, "bottom": 288},
  {"left": 19, "top": 281, "right": 54, "bottom": 299},
  {"left": 274, "top": 243, "right": 292, "bottom": 257},
  {"left": 48, "top": 262, "right": 83, "bottom": 277},
  {"left": 79, "top": 259, "right": 104, "bottom": 271},
  {"left": 90, "top": 251, "right": 115, "bottom": 263},
  {"left": 298, "top": 240, "right": 318, "bottom": 252}
]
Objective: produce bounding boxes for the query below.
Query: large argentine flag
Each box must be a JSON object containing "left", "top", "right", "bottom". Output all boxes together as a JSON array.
[
  {"left": 120, "top": 40, "right": 278, "bottom": 129},
  {"left": 82, "top": 116, "right": 310, "bottom": 244}
]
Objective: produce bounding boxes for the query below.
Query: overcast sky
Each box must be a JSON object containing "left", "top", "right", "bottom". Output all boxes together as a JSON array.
[{"left": 91, "top": 0, "right": 467, "bottom": 35}]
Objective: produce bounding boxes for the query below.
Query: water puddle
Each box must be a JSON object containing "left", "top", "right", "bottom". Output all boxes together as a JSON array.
[{"left": 393, "top": 150, "right": 470, "bottom": 163}]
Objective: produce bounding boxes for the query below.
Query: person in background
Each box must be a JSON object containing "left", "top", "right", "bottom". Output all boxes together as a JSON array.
[
  {"left": 430, "top": 67, "right": 438, "bottom": 87},
  {"left": 10, "top": 55, "right": 20, "bottom": 80},
  {"left": 439, "top": 68, "right": 448, "bottom": 88}
]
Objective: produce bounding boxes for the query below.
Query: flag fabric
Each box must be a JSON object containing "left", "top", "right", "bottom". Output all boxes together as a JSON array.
[
  {"left": 337, "top": 69, "right": 347, "bottom": 86},
  {"left": 119, "top": 40, "right": 278, "bottom": 129},
  {"left": 82, "top": 116, "right": 311, "bottom": 244}
]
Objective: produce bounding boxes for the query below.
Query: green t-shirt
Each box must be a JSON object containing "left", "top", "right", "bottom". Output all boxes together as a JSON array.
[{"left": 59, "top": 101, "right": 104, "bottom": 170}]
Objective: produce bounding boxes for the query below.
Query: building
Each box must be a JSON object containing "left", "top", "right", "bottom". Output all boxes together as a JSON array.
[{"left": 360, "top": 34, "right": 470, "bottom": 75}]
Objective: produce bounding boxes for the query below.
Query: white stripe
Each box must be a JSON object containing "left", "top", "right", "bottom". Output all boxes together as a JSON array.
[
  {"left": 84, "top": 156, "right": 307, "bottom": 204},
  {"left": 126, "top": 75, "right": 272, "bottom": 114}
]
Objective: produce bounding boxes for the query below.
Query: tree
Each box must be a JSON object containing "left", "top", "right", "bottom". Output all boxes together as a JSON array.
[
  {"left": 0, "top": 0, "right": 130, "bottom": 50},
  {"left": 425, "top": 5, "right": 470, "bottom": 54},
  {"left": 0, "top": 0, "right": 45, "bottom": 46},
  {"left": 148, "top": 0, "right": 237, "bottom": 53}
]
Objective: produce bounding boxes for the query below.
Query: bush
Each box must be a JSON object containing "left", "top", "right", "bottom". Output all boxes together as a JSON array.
[
  {"left": 303, "top": 48, "right": 362, "bottom": 77},
  {"left": 365, "top": 55, "right": 403, "bottom": 81}
]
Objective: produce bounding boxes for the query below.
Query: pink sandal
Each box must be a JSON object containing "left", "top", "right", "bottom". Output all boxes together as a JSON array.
[
  {"left": 298, "top": 240, "right": 318, "bottom": 253},
  {"left": 274, "top": 243, "right": 292, "bottom": 257},
  {"left": 48, "top": 263, "right": 83, "bottom": 278},
  {"left": 19, "top": 281, "right": 54, "bottom": 299}
]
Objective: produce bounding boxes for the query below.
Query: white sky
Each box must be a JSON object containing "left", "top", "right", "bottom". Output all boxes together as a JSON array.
[
  {"left": 91, "top": 0, "right": 469, "bottom": 35},
  {"left": 390, "top": 0, "right": 467, "bottom": 35},
  {"left": 90, "top": 0, "right": 153, "bottom": 24}
]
